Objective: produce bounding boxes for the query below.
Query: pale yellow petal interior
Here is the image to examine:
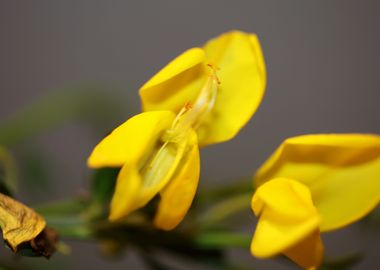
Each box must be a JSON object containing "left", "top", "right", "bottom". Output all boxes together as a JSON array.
[
  {"left": 109, "top": 133, "right": 191, "bottom": 221},
  {"left": 108, "top": 109, "right": 198, "bottom": 221},
  {"left": 154, "top": 132, "right": 200, "bottom": 230}
]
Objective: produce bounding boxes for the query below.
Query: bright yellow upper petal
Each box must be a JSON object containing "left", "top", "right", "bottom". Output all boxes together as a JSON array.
[
  {"left": 87, "top": 111, "right": 175, "bottom": 168},
  {"left": 199, "top": 30, "right": 266, "bottom": 146},
  {"left": 139, "top": 48, "right": 207, "bottom": 113},
  {"left": 254, "top": 134, "right": 380, "bottom": 231},
  {"left": 251, "top": 178, "right": 322, "bottom": 270},
  {"left": 139, "top": 31, "right": 266, "bottom": 147},
  {"left": 154, "top": 132, "right": 200, "bottom": 230}
]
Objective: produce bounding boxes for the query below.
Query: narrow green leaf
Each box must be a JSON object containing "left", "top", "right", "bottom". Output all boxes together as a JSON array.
[
  {"left": 0, "top": 84, "right": 128, "bottom": 146},
  {"left": 195, "top": 231, "right": 250, "bottom": 249},
  {"left": 90, "top": 168, "right": 119, "bottom": 205},
  {"left": 0, "top": 146, "right": 17, "bottom": 195}
]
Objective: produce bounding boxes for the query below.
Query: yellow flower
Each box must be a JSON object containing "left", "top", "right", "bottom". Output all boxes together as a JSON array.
[
  {"left": 88, "top": 107, "right": 200, "bottom": 230},
  {"left": 139, "top": 30, "right": 266, "bottom": 146},
  {"left": 250, "top": 134, "right": 380, "bottom": 269},
  {"left": 88, "top": 30, "right": 266, "bottom": 230}
]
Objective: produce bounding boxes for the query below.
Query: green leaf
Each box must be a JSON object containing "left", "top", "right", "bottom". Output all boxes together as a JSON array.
[
  {"left": 197, "top": 193, "right": 251, "bottom": 229},
  {"left": 35, "top": 198, "right": 88, "bottom": 217},
  {"left": 0, "top": 146, "right": 17, "bottom": 195},
  {"left": 195, "top": 231, "right": 250, "bottom": 249},
  {"left": 84, "top": 168, "right": 119, "bottom": 220},
  {"left": 90, "top": 168, "right": 119, "bottom": 205},
  {"left": 0, "top": 84, "right": 129, "bottom": 146}
]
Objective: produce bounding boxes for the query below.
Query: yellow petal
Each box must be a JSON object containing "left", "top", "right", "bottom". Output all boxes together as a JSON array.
[
  {"left": 109, "top": 162, "right": 141, "bottom": 221},
  {"left": 251, "top": 178, "right": 322, "bottom": 270},
  {"left": 283, "top": 230, "right": 324, "bottom": 270},
  {"left": 254, "top": 134, "right": 380, "bottom": 231},
  {"left": 199, "top": 30, "right": 266, "bottom": 145},
  {"left": 132, "top": 135, "right": 190, "bottom": 211},
  {"left": 0, "top": 193, "right": 46, "bottom": 251},
  {"left": 139, "top": 48, "right": 207, "bottom": 113},
  {"left": 109, "top": 128, "right": 197, "bottom": 221},
  {"left": 139, "top": 31, "right": 266, "bottom": 147},
  {"left": 88, "top": 111, "right": 175, "bottom": 168},
  {"left": 154, "top": 132, "right": 200, "bottom": 230}
]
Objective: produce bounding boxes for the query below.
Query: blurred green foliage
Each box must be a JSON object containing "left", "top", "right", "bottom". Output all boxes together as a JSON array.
[{"left": 0, "top": 84, "right": 130, "bottom": 146}]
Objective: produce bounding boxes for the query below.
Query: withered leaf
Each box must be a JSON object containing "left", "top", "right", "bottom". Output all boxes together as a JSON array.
[
  {"left": 30, "top": 227, "right": 59, "bottom": 258},
  {"left": 0, "top": 193, "right": 46, "bottom": 251}
]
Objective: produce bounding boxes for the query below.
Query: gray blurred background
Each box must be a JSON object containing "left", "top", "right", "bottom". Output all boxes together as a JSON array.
[{"left": 1, "top": 1, "right": 379, "bottom": 269}]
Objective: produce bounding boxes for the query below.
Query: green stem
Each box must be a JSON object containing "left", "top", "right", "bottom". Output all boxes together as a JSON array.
[
  {"left": 42, "top": 214, "right": 92, "bottom": 240},
  {"left": 198, "top": 193, "right": 252, "bottom": 227},
  {"left": 0, "top": 146, "right": 18, "bottom": 194},
  {"left": 34, "top": 198, "right": 88, "bottom": 216},
  {"left": 33, "top": 197, "right": 94, "bottom": 240},
  {"left": 198, "top": 178, "right": 253, "bottom": 203},
  {"left": 195, "top": 231, "right": 251, "bottom": 249}
]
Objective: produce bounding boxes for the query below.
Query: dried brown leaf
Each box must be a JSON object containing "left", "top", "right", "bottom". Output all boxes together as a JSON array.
[
  {"left": 0, "top": 193, "right": 46, "bottom": 251},
  {"left": 30, "top": 227, "right": 59, "bottom": 258}
]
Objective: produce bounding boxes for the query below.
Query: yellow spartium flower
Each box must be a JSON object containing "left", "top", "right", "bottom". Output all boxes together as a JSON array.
[
  {"left": 140, "top": 30, "right": 266, "bottom": 146},
  {"left": 88, "top": 30, "right": 266, "bottom": 230},
  {"left": 251, "top": 134, "right": 380, "bottom": 269},
  {"left": 88, "top": 107, "right": 200, "bottom": 230}
]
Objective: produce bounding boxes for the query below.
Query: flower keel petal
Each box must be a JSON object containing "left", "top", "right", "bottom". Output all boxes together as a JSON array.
[
  {"left": 251, "top": 178, "right": 322, "bottom": 269},
  {"left": 154, "top": 133, "right": 200, "bottom": 230}
]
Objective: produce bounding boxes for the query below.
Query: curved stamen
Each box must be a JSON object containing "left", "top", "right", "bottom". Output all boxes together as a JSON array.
[{"left": 166, "top": 65, "right": 220, "bottom": 141}]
